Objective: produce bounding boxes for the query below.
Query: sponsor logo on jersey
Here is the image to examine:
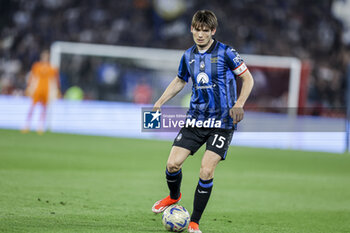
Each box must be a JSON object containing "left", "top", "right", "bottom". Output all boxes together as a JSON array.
[{"left": 196, "top": 72, "right": 209, "bottom": 85}]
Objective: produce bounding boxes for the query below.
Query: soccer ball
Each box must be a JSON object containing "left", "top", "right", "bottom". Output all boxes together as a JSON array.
[{"left": 162, "top": 205, "right": 190, "bottom": 232}]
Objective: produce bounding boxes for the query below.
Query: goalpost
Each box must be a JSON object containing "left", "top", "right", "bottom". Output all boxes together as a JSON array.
[{"left": 50, "top": 41, "right": 302, "bottom": 111}]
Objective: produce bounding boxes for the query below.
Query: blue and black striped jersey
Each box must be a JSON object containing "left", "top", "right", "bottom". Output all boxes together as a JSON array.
[{"left": 178, "top": 39, "right": 248, "bottom": 129}]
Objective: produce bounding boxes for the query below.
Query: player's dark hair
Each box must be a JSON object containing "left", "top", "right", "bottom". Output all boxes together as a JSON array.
[{"left": 191, "top": 10, "right": 218, "bottom": 30}]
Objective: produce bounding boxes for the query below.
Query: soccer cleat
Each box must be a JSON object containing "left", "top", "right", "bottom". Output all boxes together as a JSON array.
[
  {"left": 188, "top": 222, "right": 202, "bottom": 233},
  {"left": 152, "top": 193, "right": 181, "bottom": 213}
]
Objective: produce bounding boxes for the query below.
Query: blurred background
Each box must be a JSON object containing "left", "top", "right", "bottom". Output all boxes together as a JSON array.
[
  {"left": 0, "top": 0, "right": 350, "bottom": 151},
  {"left": 2, "top": 2, "right": 350, "bottom": 232}
]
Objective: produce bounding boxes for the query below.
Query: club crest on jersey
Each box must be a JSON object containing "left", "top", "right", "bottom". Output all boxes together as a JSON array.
[
  {"left": 200, "top": 61, "right": 205, "bottom": 71},
  {"left": 196, "top": 72, "right": 209, "bottom": 85}
]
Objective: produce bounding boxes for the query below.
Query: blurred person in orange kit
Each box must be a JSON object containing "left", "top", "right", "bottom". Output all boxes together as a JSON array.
[
  {"left": 22, "top": 50, "right": 61, "bottom": 134},
  {"left": 133, "top": 77, "right": 152, "bottom": 104}
]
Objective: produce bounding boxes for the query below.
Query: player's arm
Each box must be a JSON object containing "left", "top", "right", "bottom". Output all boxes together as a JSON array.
[
  {"left": 153, "top": 76, "right": 186, "bottom": 111},
  {"left": 230, "top": 70, "right": 254, "bottom": 123}
]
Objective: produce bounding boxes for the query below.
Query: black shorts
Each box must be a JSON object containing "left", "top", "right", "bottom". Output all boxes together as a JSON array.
[{"left": 172, "top": 127, "right": 234, "bottom": 160}]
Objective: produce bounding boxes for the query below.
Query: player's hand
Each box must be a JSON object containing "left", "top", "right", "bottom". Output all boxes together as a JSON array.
[
  {"left": 152, "top": 104, "right": 161, "bottom": 112},
  {"left": 229, "top": 105, "right": 244, "bottom": 124}
]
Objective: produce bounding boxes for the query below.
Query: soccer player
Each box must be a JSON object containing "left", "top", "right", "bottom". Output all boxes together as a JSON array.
[
  {"left": 151, "top": 10, "right": 254, "bottom": 233},
  {"left": 22, "top": 50, "right": 60, "bottom": 134}
]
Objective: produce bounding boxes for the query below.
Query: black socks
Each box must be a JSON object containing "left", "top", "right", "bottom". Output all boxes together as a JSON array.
[
  {"left": 190, "top": 178, "right": 213, "bottom": 224},
  {"left": 166, "top": 168, "right": 182, "bottom": 200},
  {"left": 165, "top": 170, "right": 214, "bottom": 224}
]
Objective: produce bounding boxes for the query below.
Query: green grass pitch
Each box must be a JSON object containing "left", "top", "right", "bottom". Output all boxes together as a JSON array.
[{"left": 0, "top": 129, "right": 349, "bottom": 233}]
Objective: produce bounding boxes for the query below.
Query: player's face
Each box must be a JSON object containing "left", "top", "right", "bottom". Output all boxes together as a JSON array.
[
  {"left": 191, "top": 25, "right": 216, "bottom": 49},
  {"left": 40, "top": 51, "right": 50, "bottom": 63}
]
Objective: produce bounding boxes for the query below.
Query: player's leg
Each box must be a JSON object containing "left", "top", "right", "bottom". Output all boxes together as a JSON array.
[
  {"left": 189, "top": 150, "right": 221, "bottom": 229},
  {"left": 189, "top": 128, "right": 234, "bottom": 232},
  {"left": 166, "top": 146, "right": 191, "bottom": 199},
  {"left": 152, "top": 127, "right": 205, "bottom": 213},
  {"left": 167, "top": 127, "right": 207, "bottom": 200},
  {"left": 152, "top": 146, "right": 190, "bottom": 213},
  {"left": 37, "top": 101, "right": 48, "bottom": 134},
  {"left": 22, "top": 99, "right": 36, "bottom": 133}
]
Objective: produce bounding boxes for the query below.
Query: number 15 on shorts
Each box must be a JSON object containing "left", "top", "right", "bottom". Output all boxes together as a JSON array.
[{"left": 212, "top": 134, "right": 226, "bottom": 148}]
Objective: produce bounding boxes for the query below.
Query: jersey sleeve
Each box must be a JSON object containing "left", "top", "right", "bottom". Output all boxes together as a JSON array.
[
  {"left": 225, "top": 47, "right": 248, "bottom": 76},
  {"left": 177, "top": 54, "right": 189, "bottom": 82}
]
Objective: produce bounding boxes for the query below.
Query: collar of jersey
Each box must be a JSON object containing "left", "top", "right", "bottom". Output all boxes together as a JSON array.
[{"left": 193, "top": 39, "right": 218, "bottom": 54}]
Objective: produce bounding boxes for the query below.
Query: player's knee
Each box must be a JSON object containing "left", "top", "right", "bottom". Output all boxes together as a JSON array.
[
  {"left": 199, "top": 166, "right": 214, "bottom": 180},
  {"left": 167, "top": 162, "right": 181, "bottom": 173}
]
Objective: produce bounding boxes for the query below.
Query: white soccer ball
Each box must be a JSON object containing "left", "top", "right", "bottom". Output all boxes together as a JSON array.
[{"left": 162, "top": 204, "right": 190, "bottom": 232}]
